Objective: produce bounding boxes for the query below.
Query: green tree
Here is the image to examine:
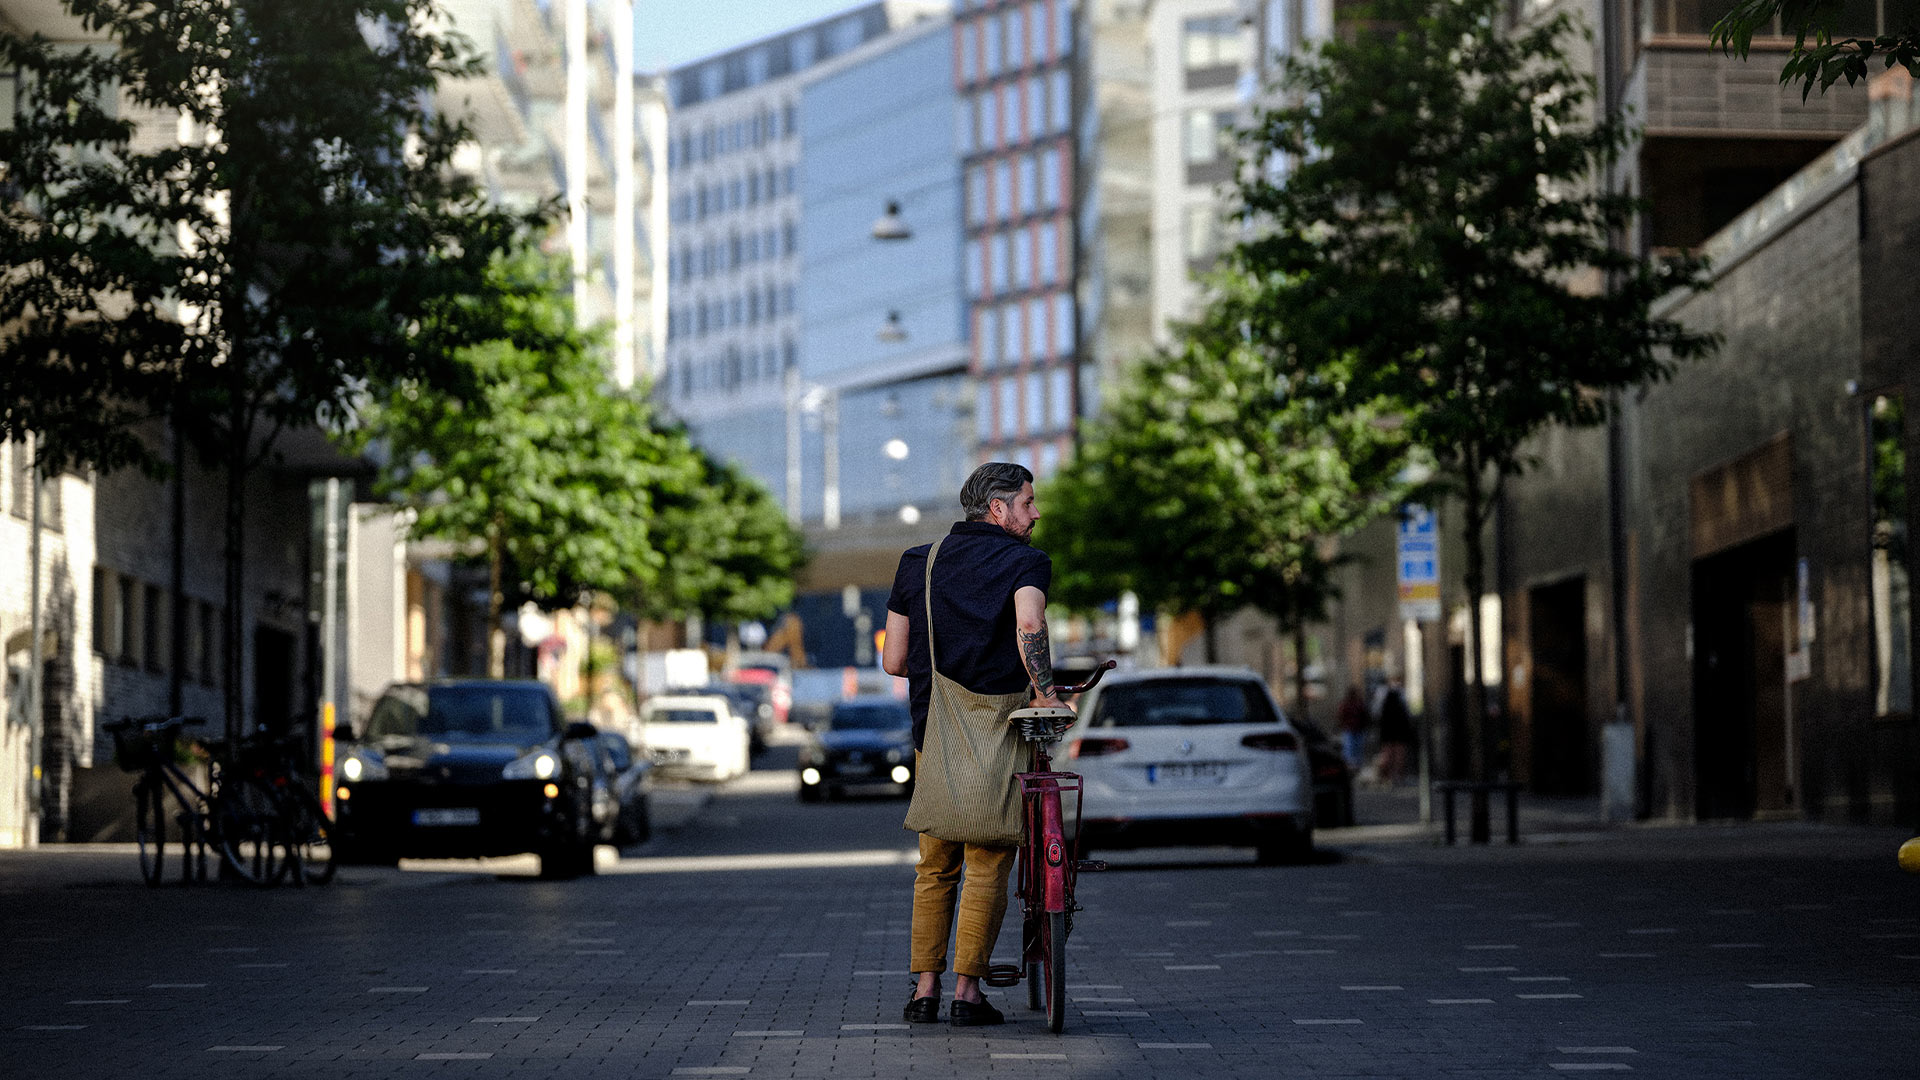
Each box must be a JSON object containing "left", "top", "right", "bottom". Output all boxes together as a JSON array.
[
  {"left": 352, "top": 255, "right": 700, "bottom": 676},
  {"left": 1231, "top": 0, "right": 1716, "bottom": 819},
  {"left": 645, "top": 450, "right": 806, "bottom": 628},
  {"left": 0, "top": 1, "right": 533, "bottom": 733},
  {"left": 1041, "top": 321, "right": 1402, "bottom": 708},
  {"left": 1713, "top": 0, "right": 1920, "bottom": 98}
]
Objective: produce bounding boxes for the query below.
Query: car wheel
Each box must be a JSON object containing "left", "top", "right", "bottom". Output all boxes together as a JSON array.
[
  {"left": 798, "top": 783, "right": 823, "bottom": 803},
  {"left": 630, "top": 798, "right": 652, "bottom": 845},
  {"left": 540, "top": 842, "right": 596, "bottom": 879},
  {"left": 1256, "top": 827, "right": 1313, "bottom": 867}
]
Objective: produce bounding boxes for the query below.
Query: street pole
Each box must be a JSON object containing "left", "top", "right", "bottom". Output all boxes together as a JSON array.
[
  {"left": 26, "top": 439, "right": 44, "bottom": 844},
  {"left": 823, "top": 389, "right": 840, "bottom": 529}
]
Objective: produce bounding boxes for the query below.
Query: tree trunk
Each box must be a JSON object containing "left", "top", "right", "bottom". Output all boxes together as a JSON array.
[
  {"left": 1292, "top": 624, "right": 1311, "bottom": 723},
  {"left": 1202, "top": 615, "right": 1219, "bottom": 665},
  {"left": 1461, "top": 451, "right": 1492, "bottom": 843},
  {"left": 168, "top": 416, "right": 186, "bottom": 716},
  {"left": 222, "top": 370, "right": 247, "bottom": 743},
  {"left": 487, "top": 514, "right": 506, "bottom": 678}
]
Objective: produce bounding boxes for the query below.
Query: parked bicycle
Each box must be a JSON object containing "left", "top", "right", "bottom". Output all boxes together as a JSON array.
[
  {"left": 226, "top": 729, "right": 336, "bottom": 887},
  {"left": 984, "top": 660, "right": 1116, "bottom": 1034},
  {"left": 105, "top": 716, "right": 333, "bottom": 888}
]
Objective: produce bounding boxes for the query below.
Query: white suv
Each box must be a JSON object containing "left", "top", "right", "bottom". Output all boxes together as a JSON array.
[{"left": 1062, "top": 666, "right": 1315, "bottom": 864}]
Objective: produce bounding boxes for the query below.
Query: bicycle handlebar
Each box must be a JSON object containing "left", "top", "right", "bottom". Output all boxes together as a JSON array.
[{"left": 1051, "top": 659, "right": 1116, "bottom": 697}]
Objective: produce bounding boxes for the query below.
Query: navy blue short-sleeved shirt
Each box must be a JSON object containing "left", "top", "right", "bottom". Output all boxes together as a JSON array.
[{"left": 887, "top": 521, "right": 1053, "bottom": 750}]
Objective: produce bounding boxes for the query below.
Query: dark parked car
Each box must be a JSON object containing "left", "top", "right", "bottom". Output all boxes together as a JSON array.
[
  {"left": 797, "top": 697, "right": 915, "bottom": 802},
  {"left": 1293, "top": 714, "right": 1356, "bottom": 828},
  {"left": 333, "top": 680, "right": 619, "bottom": 877},
  {"left": 598, "top": 731, "right": 654, "bottom": 846}
]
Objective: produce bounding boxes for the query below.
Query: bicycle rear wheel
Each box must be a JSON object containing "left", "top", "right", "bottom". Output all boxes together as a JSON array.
[
  {"left": 1042, "top": 909, "right": 1067, "bottom": 1033},
  {"left": 135, "top": 781, "right": 165, "bottom": 886},
  {"left": 282, "top": 787, "right": 336, "bottom": 886},
  {"left": 215, "top": 775, "right": 279, "bottom": 886}
]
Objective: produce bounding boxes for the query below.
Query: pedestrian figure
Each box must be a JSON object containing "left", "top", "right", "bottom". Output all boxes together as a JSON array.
[
  {"left": 1376, "top": 677, "right": 1415, "bottom": 786},
  {"left": 1336, "top": 684, "right": 1369, "bottom": 772},
  {"left": 882, "top": 462, "right": 1066, "bottom": 1028}
]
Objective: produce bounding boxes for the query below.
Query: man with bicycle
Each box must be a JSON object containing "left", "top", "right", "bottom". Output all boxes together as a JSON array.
[{"left": 882, "top": 461, "right": 1066, "bottom": 1027}]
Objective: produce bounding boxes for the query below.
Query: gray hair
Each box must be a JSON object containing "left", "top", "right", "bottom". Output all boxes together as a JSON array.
[{"left": 960, "top": 461, "right": 1033, "bottom": 521}]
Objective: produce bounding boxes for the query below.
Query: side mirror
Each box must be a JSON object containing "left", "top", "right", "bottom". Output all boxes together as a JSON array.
[{"left": 564, "top": 720, "right": 599, "bottom": 741}]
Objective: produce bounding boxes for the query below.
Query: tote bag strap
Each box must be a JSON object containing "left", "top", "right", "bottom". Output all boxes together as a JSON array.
[{"left": 923, "top": 537, "right": 945, "bottom": 675}]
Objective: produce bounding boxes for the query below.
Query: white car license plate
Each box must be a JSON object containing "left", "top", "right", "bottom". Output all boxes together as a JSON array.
[
  {"left": 412, "top": 807, "right": 481, "bottom": 827},
  {"left": 1148, "top": 762, "right": 1227, "bottom": 784}
]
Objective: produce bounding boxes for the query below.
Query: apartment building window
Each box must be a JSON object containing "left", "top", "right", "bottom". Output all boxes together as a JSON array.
[
  {"left": 1186, "top": 201, "right": 1226, "bottom": 262},
  {"left": 985, "top": 10, "right": 1003, "bottom": 75},
  {"left": 990, "top": 232, "right": 1011, "bottom": 293},
  {"left": 1054, "top": 0, "right": 1073, "bottom": 57},
  {"left": 976, "top": 381, "right": 995, "bottom": 440},
  {"left": 965, "top": 238, "right": 985, "bottom": 296},
  {"left": 967, "top": 166, "right": 988, "bottom": 226},
  {"left": 1185, "top": 108, "right": 1237, "bottom": 165},
  {"left": 185, "top": 598, "right": 208, "bottom": 685},
  {"left": 1052, "top": 292, "right": 1074, "bottom": 355},
  {"left": 1049, "top": 366, "right": 1073, "bottom": 430},
  {"left": 1050, "top": 69, "right": 1070, "bottom": 132},
  {"left": 118, "top": 573, "right": 139, "bottom": 666},
  {"left": 959, "top": 19, "right": 978, "bottom": 82},
  {"left": 143, "top": 582, "right": 165, "bottom": 673},
  {"left": 91, "top": 566, "right": 112, "bottom": 655},
  {"left": 998, "top": 377, "right": 1019, "bottom": 438},
  {"left": 993, "top": 159, "right": 1013, "bottom": 220},
  {"left": 1041, "top": 144, "right": 1064, "bottom": 207},
  {"left": 1038, "top": 223, "right": 1059, "bottom": 284},
  {"left": 1183, "top": 15, "right": 1249, "bottom": 71},
  {"left": 1024, "top": 370, "right": 1045, "bottom": 433},
  {"left": 1018, "top": 153, "right": 1039, "bottom": 215},
  {"left": 783, "top": 220, "right": 797, "bottom": 256},
  {"left": 1026, "top": 296, "right": 1047, "bottom": 360}
]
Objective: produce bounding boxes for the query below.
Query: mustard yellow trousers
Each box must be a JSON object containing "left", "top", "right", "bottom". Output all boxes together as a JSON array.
[{"left": 909, "top": 832, "right": 1017, "bottom": 978}]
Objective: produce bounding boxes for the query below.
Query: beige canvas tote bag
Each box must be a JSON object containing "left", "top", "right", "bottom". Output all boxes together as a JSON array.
[{"left": 901, "top": 537, "right": 1029, "bottom": 848}]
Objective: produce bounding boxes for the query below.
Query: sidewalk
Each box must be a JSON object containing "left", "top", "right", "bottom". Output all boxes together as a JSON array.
[{"left": 1331, "top": 778, "right": 1613, "bottom": 846}]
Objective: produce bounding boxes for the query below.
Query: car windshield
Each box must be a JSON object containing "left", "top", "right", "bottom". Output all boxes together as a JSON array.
[
  {"left": 366, "top": 685, "right": 556, "bottom": 741},
  {"left": 830, "top": 702, "right": 911, "bottom": 731},
  {"left": 651, "top": 707, "right": 720, "bottom": 724},
  {"left": 1090, "top": 678, "right": 1278, "bottom": 728}
]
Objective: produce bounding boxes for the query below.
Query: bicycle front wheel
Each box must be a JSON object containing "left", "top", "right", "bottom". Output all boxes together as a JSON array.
[
  {"left": 1043, "top": 909, "right": 1067, "bottom": 1034},
  {"left": 215, "top": 775, "right": 279, "bottom": 886},
  {"left": 135, "top": 781, "right": 165, "bottom": 886}
]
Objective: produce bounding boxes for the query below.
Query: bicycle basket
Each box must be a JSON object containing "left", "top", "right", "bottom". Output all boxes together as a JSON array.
[
  {"left": 1010, "top": 707, "right": 1075, "bottom": 744},
  {"left": 111, "top": 723, "right": 175, "bottom": 773}
]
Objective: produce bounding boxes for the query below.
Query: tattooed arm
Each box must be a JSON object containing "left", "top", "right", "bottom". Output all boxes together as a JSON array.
[{"left": 1013, "top": 585, "right": 1065, "bottom": 707}]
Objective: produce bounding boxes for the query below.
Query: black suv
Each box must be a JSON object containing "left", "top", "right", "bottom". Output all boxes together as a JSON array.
[{"left": 333, "top": 680, "right": 618, "bottom": 877}]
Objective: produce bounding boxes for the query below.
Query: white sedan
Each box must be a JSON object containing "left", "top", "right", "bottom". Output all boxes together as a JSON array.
[
  {"left": 1061, "top": 666, "right": 1316, "bottom": 864},
  {"left": 638, "top": 695, "right": 751, "bottom": 782}
]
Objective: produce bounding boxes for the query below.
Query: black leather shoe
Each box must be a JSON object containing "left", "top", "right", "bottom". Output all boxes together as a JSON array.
[
  {"left": 949, "top": 997, "right": 1005, "bottom": 1027},
  {"left": 903, "top": 995, "right": 941, "bottom": 1023}
]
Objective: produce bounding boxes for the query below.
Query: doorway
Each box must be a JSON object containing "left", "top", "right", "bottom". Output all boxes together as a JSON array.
[
  {"left": 1528, "top": 578, "right": 1590, "bottom": 795},
  {"left": 1692, "top": 529, "right": 1797, "bottom": 819},
  {"left": 253, "top": 626, "right": 296, "bottom": 734}
]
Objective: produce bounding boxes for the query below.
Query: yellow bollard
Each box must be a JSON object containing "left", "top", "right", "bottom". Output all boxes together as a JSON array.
[{"left": 1900, "top": 836, "right": 1920, "bottom": 874}]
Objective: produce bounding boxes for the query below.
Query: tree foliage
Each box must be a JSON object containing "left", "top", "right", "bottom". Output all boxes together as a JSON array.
[
  {"left": 1228, "top": 0, "right": 1717, "bottom": 780},
  {"left": 0, "top": 0, "right": 533, "bottom": 476},
  {"left": 1040, "top": 316, "right": 1403, "bottom": 659},
  {"left": 645, "top": 451, "right": 806, "bottom": 626},
  {"left": 353, "top": 254, "right": 803, "bottom": 672},
  {"left": 0, "top": 0, "right": 535, "bottom": 731},
  {"left": 1712, "top": 0, "right": 1920, "bottom": 98}
]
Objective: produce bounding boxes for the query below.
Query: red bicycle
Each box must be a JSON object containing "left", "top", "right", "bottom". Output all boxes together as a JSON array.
[{"left": 986, "top": 660, "right": 1116, "bottom": 1033}]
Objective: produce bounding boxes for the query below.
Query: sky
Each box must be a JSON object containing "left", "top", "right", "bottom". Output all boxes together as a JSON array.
[{"left": 637, "top": 0, "right": 881, "bottom": 72}]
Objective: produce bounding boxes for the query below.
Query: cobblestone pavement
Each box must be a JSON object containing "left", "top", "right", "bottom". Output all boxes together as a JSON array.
[{"left": 3, "top": 751, "right": 1917, "bottom": 1079}]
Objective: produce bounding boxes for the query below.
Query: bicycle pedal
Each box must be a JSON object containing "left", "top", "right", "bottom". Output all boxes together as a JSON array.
[
  {"left": 983, "top": 964, "right": 1023, "bottom": 988},
  {"left": 1074, "top": 859, "right": 1108, "bottom": 872}
]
